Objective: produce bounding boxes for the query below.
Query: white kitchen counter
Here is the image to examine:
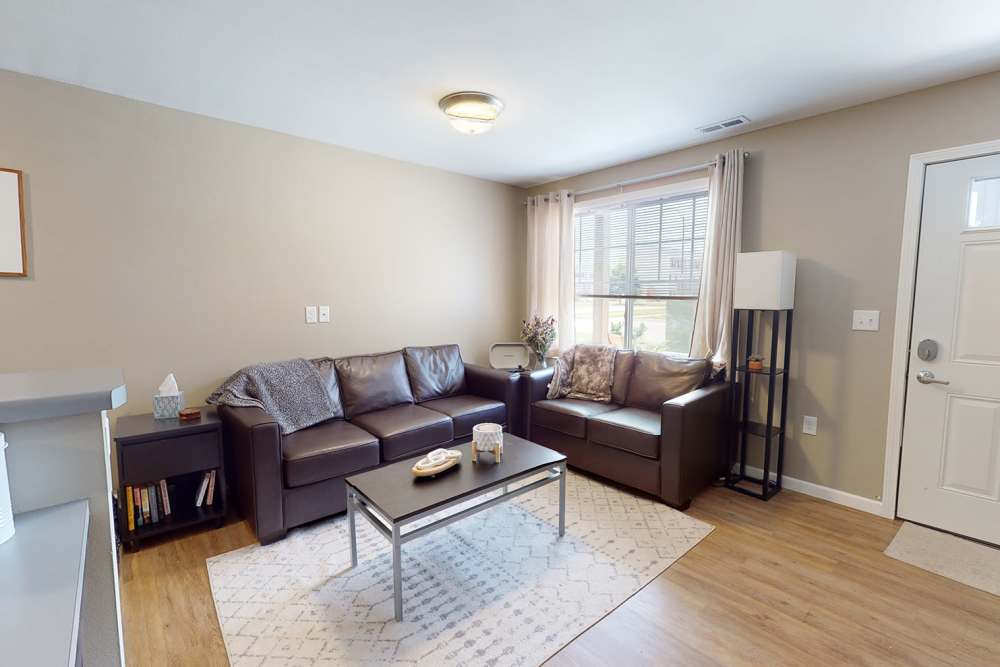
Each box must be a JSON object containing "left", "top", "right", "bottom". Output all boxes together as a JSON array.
[
  {"left": 0, "top": 499, "right": 89, "bottom": 666},
  {"left": 0, "top": 367, "right": 127, "bottom": 423}
]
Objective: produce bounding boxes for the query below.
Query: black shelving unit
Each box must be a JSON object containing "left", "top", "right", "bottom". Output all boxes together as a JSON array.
[
  {"left": 114, "top": 407, "right": 227, "bottom": 550},
  {"left": 726, "top": 308, "right": 793, "bottom": 500}
]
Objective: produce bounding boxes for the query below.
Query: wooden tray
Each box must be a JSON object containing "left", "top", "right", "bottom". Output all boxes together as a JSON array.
[{"left": 411, "top": 452, "right": 462, "bottom": 477}]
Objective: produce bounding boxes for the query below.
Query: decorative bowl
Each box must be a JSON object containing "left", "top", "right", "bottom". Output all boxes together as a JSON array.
[{"left": 411, "top": 448, "right": 462, "bottom": 477}]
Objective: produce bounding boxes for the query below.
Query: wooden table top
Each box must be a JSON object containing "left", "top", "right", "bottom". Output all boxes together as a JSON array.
[{"left": 346, "top": 435, "right": 565, "bottom": 522}]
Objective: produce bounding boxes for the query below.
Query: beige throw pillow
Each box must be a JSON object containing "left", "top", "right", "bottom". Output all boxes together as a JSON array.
[{"left": 566, "top": 345, "right": 618, "bottom": 403}]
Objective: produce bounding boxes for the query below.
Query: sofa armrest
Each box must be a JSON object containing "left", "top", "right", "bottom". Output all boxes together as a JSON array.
[
  {"left": 524, "top": 367, "right": 555, "bottom": 403},
  {"left": 521, "top": 367, "right": 555, "bottom": 438},
  {"left": 659, "top": 382, "right": 729, "bottom": 509},
  {"left": 217, "top": 405, "right": 286, "bottom": 544},
  {"left": 464, "top": 364, "right": 520, "bottom": 431}
]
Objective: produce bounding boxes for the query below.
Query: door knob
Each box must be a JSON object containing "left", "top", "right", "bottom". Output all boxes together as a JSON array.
[{"left": 916, "top": 370, "right": 950, "bottom": 385}]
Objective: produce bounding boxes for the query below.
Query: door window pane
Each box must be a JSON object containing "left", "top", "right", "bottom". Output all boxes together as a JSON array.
[{"left": 969, "top": 177, "right": 1000, "bottom": 228}]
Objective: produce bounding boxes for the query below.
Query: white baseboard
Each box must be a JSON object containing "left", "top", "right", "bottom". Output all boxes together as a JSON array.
[{"left": 740, "top": 465, "right": 890, "bottom": 517}]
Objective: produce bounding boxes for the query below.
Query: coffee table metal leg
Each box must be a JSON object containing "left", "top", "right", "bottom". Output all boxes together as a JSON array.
[
  {"left": 347, "top": 488, "right": 358, "bottom": 568},
  {"left": 558, "top": 462, "right": 566, "bottom": 537},
  {"left": 392, "top": 523, "right": 403, "bottom": 621}
]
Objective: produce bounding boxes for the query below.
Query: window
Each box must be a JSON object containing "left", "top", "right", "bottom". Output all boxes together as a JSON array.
[
  {"left": 574, "top": 190, "right": 708, "bottom": 353},
  {"left": 969, "top": 177, "right": 1000, "bottom": 228}
]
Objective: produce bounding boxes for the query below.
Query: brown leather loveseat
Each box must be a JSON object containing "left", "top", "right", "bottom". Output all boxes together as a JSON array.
[
  {"left": 218, "top": 344, "right": 517, "bottom": 544},
  {"left": 524, "top": 349, "right": 729, "bottom": 510}
]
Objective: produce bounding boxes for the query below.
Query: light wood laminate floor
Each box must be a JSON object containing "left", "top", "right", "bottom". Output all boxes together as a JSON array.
[{"left": 119, "top": 486, "right": 1000, "bottom": 666}]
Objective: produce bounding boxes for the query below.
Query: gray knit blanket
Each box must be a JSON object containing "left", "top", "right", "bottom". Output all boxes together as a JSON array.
[{"left": 207, "top": 358, "right": 337, "bottom": 435}]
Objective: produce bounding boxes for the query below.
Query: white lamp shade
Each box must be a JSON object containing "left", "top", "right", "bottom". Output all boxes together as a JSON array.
[{"left": 734, "top": 251, "right": 796, "bottom": 310}]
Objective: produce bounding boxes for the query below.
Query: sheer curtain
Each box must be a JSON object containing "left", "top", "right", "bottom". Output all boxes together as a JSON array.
[
  {"left": 526, "top": 190, "right": 575, "bottom": 353},
  {"left": 691, "top": 149, "right": 744, "bottom": 365}
]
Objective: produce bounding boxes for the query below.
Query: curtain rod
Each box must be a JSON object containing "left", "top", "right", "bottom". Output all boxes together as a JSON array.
[
  {"left": 573, "top": 151, "right": 750, "bottom": 197},
  {"left": 526, "top": 151, "right": 750, "bottom": 203}
]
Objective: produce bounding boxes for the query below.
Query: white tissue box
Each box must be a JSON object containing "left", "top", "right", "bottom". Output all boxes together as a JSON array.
[{"left": 153, "top": 392, "right": 184, "bottom": 419}]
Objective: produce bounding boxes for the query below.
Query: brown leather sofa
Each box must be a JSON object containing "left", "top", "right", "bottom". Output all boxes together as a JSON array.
[
  {"left": 524, "top": 350, "right": 729, "bottom": 510},
  {"left": 218, "top": 344, "right": 518, "bottom": 544}
]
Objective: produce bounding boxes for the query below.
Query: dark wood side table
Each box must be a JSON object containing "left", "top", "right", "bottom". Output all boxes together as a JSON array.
[{"left": 114, "top": 407, "right": 226, "bottom": 550}]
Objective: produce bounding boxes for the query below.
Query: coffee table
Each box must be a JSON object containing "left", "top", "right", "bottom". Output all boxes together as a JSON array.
[{"left": 344, "top": 435, "right": 568, "bottom": 621}]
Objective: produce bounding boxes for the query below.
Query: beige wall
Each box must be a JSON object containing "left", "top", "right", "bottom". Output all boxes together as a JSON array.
[
  {"left": 0, "top": 70, "right": 524, "bottom": 415},
  {"left": 528, "top": 71, "right": 1000, "bottom": 500}
]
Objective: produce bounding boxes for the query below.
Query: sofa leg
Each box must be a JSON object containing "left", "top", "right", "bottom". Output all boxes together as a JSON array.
[{"left": 258, "top": 529, "right": 287, "bottom": 546}]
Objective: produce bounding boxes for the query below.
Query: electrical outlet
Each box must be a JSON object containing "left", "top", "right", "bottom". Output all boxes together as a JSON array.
[
  {"left": 852, "top": 310, "right": 880, "bottom": 331},
  {"left": 318, "top": 305, "right": 330, "bottom": 323},
  {"left": 305, "top": 305, "right": 318, "bottom": 324},
  {"left": 802, "top": 415, "right": 818, "bottom": 436}
]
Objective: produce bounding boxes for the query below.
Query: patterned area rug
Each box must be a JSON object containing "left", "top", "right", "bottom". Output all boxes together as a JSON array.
[{"left": 207, "top": 471, "right": 713, "bottom": 666}]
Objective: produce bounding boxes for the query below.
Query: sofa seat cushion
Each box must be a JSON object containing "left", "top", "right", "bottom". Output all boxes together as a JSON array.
[
  {"left": 531, "top": 399, "right": 620, "bottom": 439},
  {"left": 351, "top": 403, "right": 454, "bottom": 462},
  {"left": 282, "top": 419, "right": 380, "bottom": 488},
  {"left": 422, "top": 394, "right": 506, "bottom": 438},
  {"left": 587, "top": 407, "right": 661, "bottom": 460}
]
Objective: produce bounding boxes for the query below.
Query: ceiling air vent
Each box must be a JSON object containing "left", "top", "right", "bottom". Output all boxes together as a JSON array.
[{"left": 697, "top": 115, "right": 750, "bottom": 134}]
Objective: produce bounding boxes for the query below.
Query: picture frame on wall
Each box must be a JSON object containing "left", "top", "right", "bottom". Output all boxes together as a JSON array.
[{"left": 0, "top": 167, "right": 27, "bottom": 277}]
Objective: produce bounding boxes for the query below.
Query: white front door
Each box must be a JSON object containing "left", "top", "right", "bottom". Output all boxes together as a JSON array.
[{"left": 898, "top": 153, "right": 1000, "bottom": 546}]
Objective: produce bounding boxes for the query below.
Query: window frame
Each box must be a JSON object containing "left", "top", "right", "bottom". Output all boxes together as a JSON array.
[{"left": 573, "top": 179, "right": 709, "bottom": 351}]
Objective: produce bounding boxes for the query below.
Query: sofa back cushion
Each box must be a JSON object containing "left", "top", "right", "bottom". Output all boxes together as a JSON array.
[
  {"left": 611, "top": 350, "right": 635, "bottom": 405},
  {"left": 311, "top": 357, "right": 345, "bottom": 418},
  {"left": 625, "top": 352, "right": 710, "bottom": 411},
  {"left": 334, "top": 351, "right": 414, "bottom": 417},
  {"left": 403, "top": 344, "right": 466, "bottom": 402}
]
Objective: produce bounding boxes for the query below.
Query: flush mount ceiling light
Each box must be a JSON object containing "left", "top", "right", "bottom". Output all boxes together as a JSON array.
[{"left": 438, "top": 91, "right": 504, "bottom": 135}]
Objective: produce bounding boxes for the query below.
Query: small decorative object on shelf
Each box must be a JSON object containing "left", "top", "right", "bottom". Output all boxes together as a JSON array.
[
  {"left": 471, "top": 422, "right": 503, "bottom": 463},
  {"left": 747, "top": 354, "right": 765, "bottom": 371},
  {"left": 178, "top": 407, "right": 202, "bottom": 422},
  {"left": 152, "top": 373, "right": 184, "bottom": 419},
  {"left": 411, "top": 448, "right": 462, "bottom": 477},
  {"left": 520, "top": 315, "right": 556, "bottom": 369}
]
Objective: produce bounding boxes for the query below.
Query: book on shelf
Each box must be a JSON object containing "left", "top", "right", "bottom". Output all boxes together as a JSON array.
[
  {"left": 150, "top": 484, "right": 159, "bottom": 524},
  {"left": 195, "top": 471, "right": 210, "bottom": 507},
  {"left": 140, "top": 486, "right": 151, "bottom": 524},
  {"left": 206, "top": 469, "right": 217, "bottom": 506},
  {"left": 159, "top": 479, "right": 172, "bottom": 516},
  {"left": 134, "top": 487, "right": 143, "bottom": 527},
  {"left": 125, "top": 485, "right": 135, "bottom": 531}
]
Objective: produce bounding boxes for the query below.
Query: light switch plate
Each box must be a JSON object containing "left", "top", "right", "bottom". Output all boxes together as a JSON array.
[
  {"left": 802, "top": 415, "right": 818, "bottom": 436},
  {"left": 305, "top": 305, "right": 318, "bottom": 324},
  {"left": 318, "top": 305, "right": 330, "bottom": 323},
  {"left": 852, "top": 309, "right": 880, "bottom": 331}
]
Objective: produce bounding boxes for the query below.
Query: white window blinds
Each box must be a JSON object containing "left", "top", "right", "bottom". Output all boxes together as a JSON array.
[{"left": 574, "top": 192, "right": 709, "bottom": 299}]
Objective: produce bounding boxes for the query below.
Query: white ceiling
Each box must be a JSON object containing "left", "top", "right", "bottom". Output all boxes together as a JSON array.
[{"left": 3, "top": 1, "right": 1000, "bottom": 187}]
